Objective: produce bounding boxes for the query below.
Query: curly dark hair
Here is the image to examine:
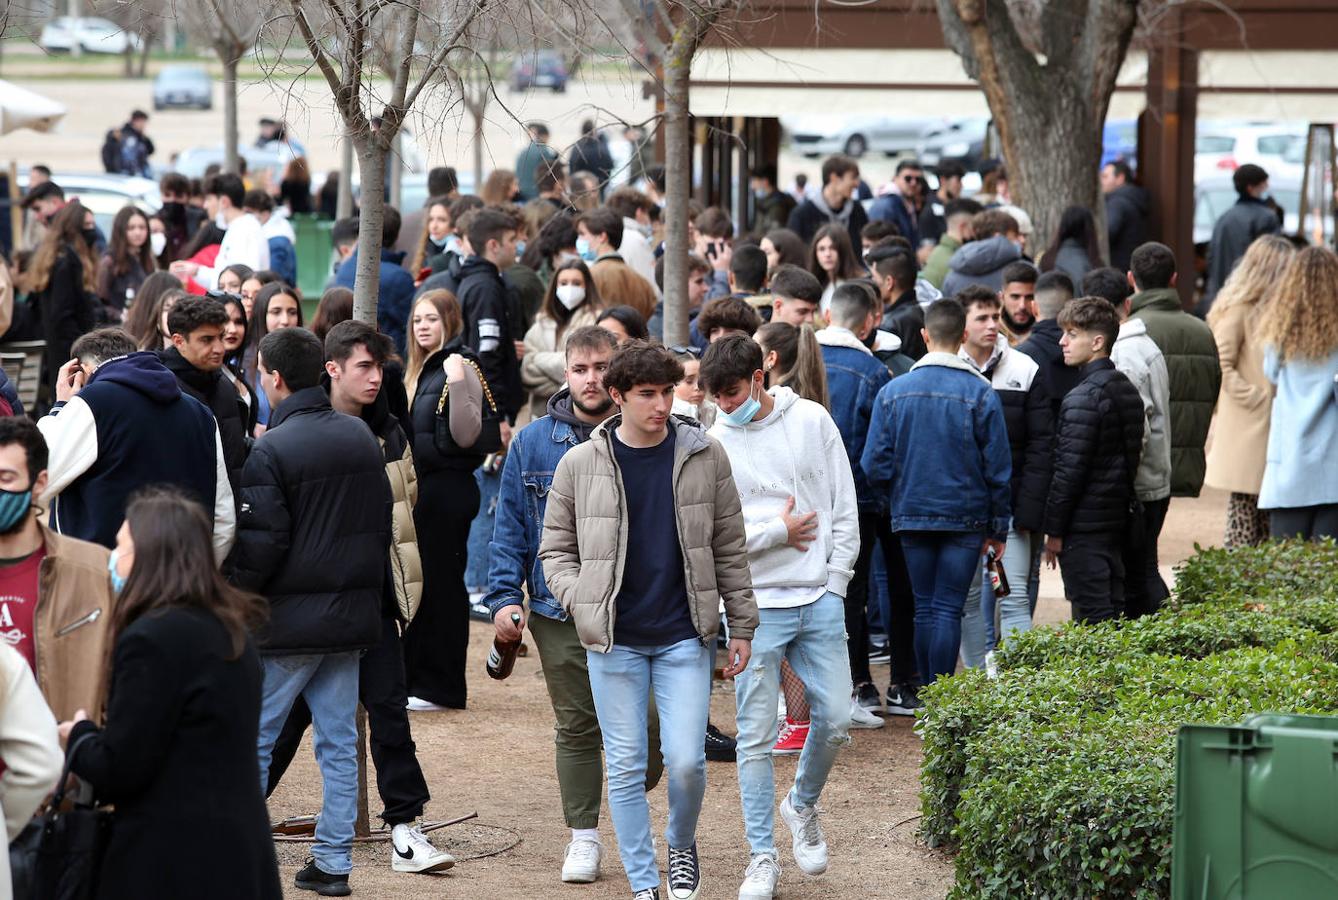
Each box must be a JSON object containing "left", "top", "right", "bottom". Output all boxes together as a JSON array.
[{"left": 605, "top": 340, "right": 684, "bottom": 395}]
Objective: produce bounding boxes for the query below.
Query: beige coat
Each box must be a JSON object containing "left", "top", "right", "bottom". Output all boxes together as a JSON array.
[
  {"left": 521, "top": 306, "right": 600, "bottom": 420},
  {"left": 539, "top": 416, "right": 758, "bottom": 653},
  {"left": 1204, "top": 302, "right": 1273, "bottom": 494},
  {"left": 382, "top": 439, "right": 424, "bottom": 622},
  {"left": 35, "top": 523, "right": 114, "bottom": 723}
]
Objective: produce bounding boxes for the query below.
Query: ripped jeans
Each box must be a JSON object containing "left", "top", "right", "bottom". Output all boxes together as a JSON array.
[{"left": 733, "top": 592, "right": 852, "bottom": 857}]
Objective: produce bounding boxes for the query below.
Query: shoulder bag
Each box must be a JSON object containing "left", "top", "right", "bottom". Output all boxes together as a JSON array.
[{"left": 434, "top": 358, "right": 503, "bottom": 456}]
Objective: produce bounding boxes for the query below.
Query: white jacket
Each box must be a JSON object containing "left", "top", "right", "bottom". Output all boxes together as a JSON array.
[
  {"left": 708, "top": 386, "right": 859, "bottom": 607},
  {"left": 618, "top": 219, "right": 661, "bottom": 298},
  {"left": 1112, "top": 317, "right": 1173, "bottom": 502},
  {"left": 0, "top": 643, "right": 63, "bottom": 897},
  {"left": 197, "top": 213, "right": 270, "bottom": 290}
]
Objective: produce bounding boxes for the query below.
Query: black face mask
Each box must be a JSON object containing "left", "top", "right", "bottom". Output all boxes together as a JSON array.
[
  {"left": 160, "top": 201, "right": 186, "bottom": 225},
  {"left": 81, "top": 227, "right": 99, "bottom": 249}
]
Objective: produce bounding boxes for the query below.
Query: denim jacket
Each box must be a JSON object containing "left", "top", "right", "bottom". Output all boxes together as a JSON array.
[
  {"left": 817, "top": 327, "right": 892, "bottom": 511},
  {"left": 861, "top": 352, "right": 1013, "bottom": 537},
  {"left": 483, "top": 413, "right": 582, "bottom": 621}
]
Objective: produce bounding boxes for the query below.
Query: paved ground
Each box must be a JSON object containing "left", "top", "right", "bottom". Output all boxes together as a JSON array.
[{"left": 268, "top": 490, "right": 1229, "bottom": 900}]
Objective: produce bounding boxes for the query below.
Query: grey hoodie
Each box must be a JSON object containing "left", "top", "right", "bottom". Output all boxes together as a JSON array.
[{"left": 940, "top": 235, "right": 1024, "bottom": 297}]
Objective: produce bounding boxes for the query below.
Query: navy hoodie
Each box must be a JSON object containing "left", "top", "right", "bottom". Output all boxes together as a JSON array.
[{"left": 41, "top": 352, "right": 226, "bottom": 551}]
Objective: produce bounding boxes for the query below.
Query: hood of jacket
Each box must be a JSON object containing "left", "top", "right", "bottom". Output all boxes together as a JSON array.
[
  {"left": 87, "top": 351, "right": 182, "bottom": 404},
  {"left": 948, "top": 234, "right": 1022, "bottom": 276},
  {"left": 158, "top": 346, "right": 223, "bottom": 398},
  {"left": 260, "top": 214, "right": 296, "bottom": 242},
  {"left": 911, "top": 350, "right": 991, "bottom": 382},
  {"left": 810, "top": 188, "right": 854, "bottom": 226},
  {"left": 1117, "top": 317, "right": 1150, "bottom": 341},
  {"left": 1129, "top": 286, "right": 1183, "bottom": 315},
  {"left": 816, "top": 326, "right": 874, "bottom": 356},
  {"left": 546, "top": 386, "right": 603, "bottom": 443}
]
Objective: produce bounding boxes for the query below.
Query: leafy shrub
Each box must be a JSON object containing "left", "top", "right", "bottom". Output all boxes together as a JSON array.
[{"left": 920, "top": 541, "right": 1338, "bottom": 897}]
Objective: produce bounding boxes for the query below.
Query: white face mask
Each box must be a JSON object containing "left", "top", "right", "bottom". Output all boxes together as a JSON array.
[
  {"left": 555, "top": 284, "right": 586, "bottom": 311},
  {"left": 215, "top": 210, "right": 229, "bottom": 229},
  {"left": 150, "top": 232, "right": 167, "bottom": 256}
]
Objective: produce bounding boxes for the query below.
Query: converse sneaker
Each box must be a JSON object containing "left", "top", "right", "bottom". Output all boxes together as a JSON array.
[
  {"left": 391, "top": 823, "right": 455, "bottom": 873},
  {"left": 632, "top": 889, "right": 661, "bottom": 900},
  {"left": 561, "top": 836, "right": 604, "bottom": 883},
  {"left": 771, "top": 718, "right": 808, "bottom": 756},
  {"left": 666, "top": 843, "right": 701, "bottom": 900},
  {"left": 779, "top": 793, "right": 828, "bottom": 875},
  {"left": 884, "top": 682, "right": 923, "bottom": 716},
  {"left": 738, "top": 852, "right": 781, "bottom": 900},
  {"left": 294, "top": 859, "right": 351, "bottom": 896},
  {"left": 705, "top": 722, "right": 737, "bottom": 762},
  {"left": 854, "top": 681, "right": 884, "bottom": 714},
  {"left": 848, "top": 697, "right": 886, "bottom": 730}
]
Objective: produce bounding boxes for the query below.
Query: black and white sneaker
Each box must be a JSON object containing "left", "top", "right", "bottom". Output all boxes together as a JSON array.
[
  {"left": 854, "top": 681, "right": 883, "bottom": 714},
  {"left": 705, "top": 722, "right": 737, "bottom": 762},
  {"left": 632, "top": 888, "right": 661, "bottom": 900},
  {"left": 294, "top": 859, "right": 351, "bottom": 896},
  {"left": 885, "top": 683, "right": 923, "bottom": 716},
  {"left": 667, "top": 843, "right": 702, "bottom": 900},
  {"left": 867, "top": 638, "right": 892, "bottom": 666},
  {"left": 391, "top": 822, "right": 456, "bottom": 873}
]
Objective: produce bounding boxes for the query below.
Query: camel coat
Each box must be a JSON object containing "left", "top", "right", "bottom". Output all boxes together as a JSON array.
[{"left": 1204, "top": 301, "right": 1273, "bottom": 494}]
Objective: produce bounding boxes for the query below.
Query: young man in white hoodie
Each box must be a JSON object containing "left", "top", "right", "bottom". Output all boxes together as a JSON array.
[{"left": 700, "top": 335, "right": 859, "bottom": 900}]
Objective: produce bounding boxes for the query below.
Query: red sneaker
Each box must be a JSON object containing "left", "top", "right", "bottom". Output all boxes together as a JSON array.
[{"left": 772, "top": 717, "right": 810, "bottom": 756}]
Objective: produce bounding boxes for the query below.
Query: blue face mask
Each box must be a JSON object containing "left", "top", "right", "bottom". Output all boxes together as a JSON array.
[
  {"left": 428, "top": 233, "right": 450, "bottom": 250},
  {"left": 0, "top": 488, "right": 31, "bottom": 533},
  {"left": 516, "top": 240, "right": 527, "bottom": 258},
  {"left": 108, "top": 549, "right": 127, "bottom": 595},
  {"left": 719, "top": 378, "right": 762, "bottom": 427},
  {"left": 575, "top": 237, "right": 596, "bottom": 262}
]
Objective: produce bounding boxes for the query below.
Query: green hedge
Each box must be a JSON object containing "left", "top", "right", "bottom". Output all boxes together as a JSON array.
[{"left": 919, "top": 540, "right": 1338, "bottom": 899}]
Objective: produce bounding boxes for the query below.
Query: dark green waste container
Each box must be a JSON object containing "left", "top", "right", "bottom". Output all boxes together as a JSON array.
[
  {"left": 292, "top": 214, "right": 335, "bottom": 304},
  {"left": 1173, "top": 713, "right": 1338, "bottom": 899}
]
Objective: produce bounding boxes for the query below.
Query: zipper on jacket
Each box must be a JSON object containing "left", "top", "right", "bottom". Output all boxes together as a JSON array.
[{"left": 56, "top": 607, "right": 102, "bottom": 637}]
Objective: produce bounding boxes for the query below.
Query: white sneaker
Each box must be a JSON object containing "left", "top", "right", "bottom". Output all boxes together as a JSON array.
[
  {"left": 738, "top": 852, "right": 781, "bottom": 900},
  {"left": 779, "top": 793, "right": 828, "bottom": 875},
  {"left": 848, "top": 698, "right": 885, "bottom": 730},
  {"left": 391, "top": 823, "right": 456, "bottom": 873},
  {"left": 562, "top": 836, "right": 604, "bottom": 883},
  {"left": 405, "top": 696, "right": 449, "bottom": 712}
]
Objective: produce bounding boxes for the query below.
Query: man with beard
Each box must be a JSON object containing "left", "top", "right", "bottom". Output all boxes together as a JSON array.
[
  {"left": 483, "top": 325, "right": 665, "bottom": 886},
  {"left": 997, "top": 261, "right": 1038, "bottom": 345}
]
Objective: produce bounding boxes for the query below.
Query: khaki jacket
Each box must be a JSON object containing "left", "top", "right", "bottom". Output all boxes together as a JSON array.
[
  {"left": 383, "top": 439, "right": 424, "bottom": 622},
  {"left": 539, "top": 416, "right": 758, "bottom": 653},
  {"left": 35, "top": 522, "right": 113, "bottom": 722},
  {"left": 1204, "top": 301, "right": 1272, "bottom": 495}
]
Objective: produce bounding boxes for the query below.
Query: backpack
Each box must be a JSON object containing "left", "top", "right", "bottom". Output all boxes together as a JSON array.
[{"left": 100, "top": 131, "right": 123, "bottom": 173}]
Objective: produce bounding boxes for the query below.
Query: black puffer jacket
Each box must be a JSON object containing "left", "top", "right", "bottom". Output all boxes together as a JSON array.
[
  {"left": 1017, "top": 318, "right": 1083, "bottom": 420},
  {"left": 228, "top": 386, "right": 392, "bottom": 654},
  {"left": 455, "top": 256, "right": 523, "bottom": 419},
  {"left": 408, "top": 343, "right": 487, "bottom": 476},
  {"left": 880, "top": 290, "right": 927, "bottom": 360},
  {"left": 1044, "top": 359, "right": 1145, "bottom": 537},
  {"left": 159, "top": 347, "right": 249, "bottom": 501}
]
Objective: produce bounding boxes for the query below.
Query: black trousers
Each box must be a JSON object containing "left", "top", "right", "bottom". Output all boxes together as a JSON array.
[
  {"left": 266, "top": 614, "right": 430, "bottom": 826},
  {"left": 846, "top": 511, "right": 917, "bottom": 686},
  {"left": 1122, "top": 497, "right": 1171, "bottom": 619},
  {"left": 1059, "top": 532, "right": 1125, "bottom": 624},
  {"left": 1270, "top": 504, "right": 1338, "bottom": 541},
  {"left": 403, "top": 468, "right": 480, "bottom": 708}
]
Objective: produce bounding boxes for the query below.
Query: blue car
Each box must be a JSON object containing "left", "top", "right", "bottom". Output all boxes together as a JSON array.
[{"left": 1102, "top": 119, "right": 1138, "bottom": 170}]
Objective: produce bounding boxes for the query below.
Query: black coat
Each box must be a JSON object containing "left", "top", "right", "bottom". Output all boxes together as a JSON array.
[
  {"left": 1016, "top": 319, "right": 1083, "bottom": 421},
  {"left": 1104, "top": 183, "right": 1149, "bottom": 272},
  {"left": 228, "top": 386, "right": 392, "bottom": 654},
  {"left": 68, "top": 608, "right": 281, "bottom": 900},
  {"left": 786, "top": 196, "right": 868, "bottom": 253},
  {"left": 568, "top": 135, "right": 613, "bottom": 188},
  {"left": 455, "top": 256, "right": 523, "bottom": 419},
  {"left": 159, "top": 347, "right": 249, "bottom": 502},
  {"left": 1043, "top": 359, "right": 1145, "bottom": 537},
  {"left": 36, "top": 247, "right": 97, "bottom": 392},
  {"left": 980, "top": 350, "right": 1054, "bottom": 533},
  {"left": 408, "top": 343, "right": 487, "bottom": 476},
  {"left": 881, "top": 291, "right": 928, "bottom": 360}
]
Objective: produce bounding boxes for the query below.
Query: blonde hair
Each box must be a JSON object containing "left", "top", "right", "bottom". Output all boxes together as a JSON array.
[
  {"left": 1258, "top": 245, "right": 1338, "bottom": 362},
  {"left": 404, "top": 290, "right": 463, "bottom": 398},
  {"left": 756, "top": 321, "right": 830, "bottom": 409},
  {"left": 1207, "top": 234, "right": 1294, "bottom": 326}
]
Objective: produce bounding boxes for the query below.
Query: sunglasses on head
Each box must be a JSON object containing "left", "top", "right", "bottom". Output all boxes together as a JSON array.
[{"left": 669, "top": 345, "right": 702, "bottom": 358}]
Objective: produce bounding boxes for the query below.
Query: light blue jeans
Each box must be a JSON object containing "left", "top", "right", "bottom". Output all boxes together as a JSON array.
[
  {"left": 587, "top": 637, "right": 713, "bottom": 892},
  {"left": 257, "top": 652, "right": 361, "bottom": 876},
  {"left": 960, "top": 527, "right": 1036, "bottom": 668},
  {"left": 734, "top": 592, "right": 852, "bottom": 856}
]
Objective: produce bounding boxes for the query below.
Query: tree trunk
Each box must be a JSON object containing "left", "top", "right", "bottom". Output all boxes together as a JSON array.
[
  {"left": 222, "top": 53, "right": 240, "bottom": 175},
  {"left": 389, "top": 131, "right": 403, "bottom": 211},
  {"left": 123, "top": 42, "right": 133, "bottom": 78},
  {"left": 471, "top": 109, "right": 485, "bottom": 196},
  {"left": 136, "top": 30, "right": 153, "bottom": 78},
  {"left": 660, "top": 40, "right": 695, "bottom": 346},
  {"left": 352, "top": 139, "right": 387, "bottom": 325},
  {"left": 337, "top": 133, "right": 355, "bottom": 220}
]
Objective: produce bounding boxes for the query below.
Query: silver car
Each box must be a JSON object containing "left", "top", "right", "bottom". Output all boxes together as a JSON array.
[
  {"left": 783, "top": 115, "right": 940, "bottom": 159},
  {"left": 153, "top": 66, "right": 213, "bottom": 111}
]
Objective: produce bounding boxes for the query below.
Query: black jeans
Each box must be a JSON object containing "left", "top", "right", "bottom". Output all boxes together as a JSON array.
[
  {"left": 1123, "top": 497, "right": 1171, "bottom": 619},
  {"left": 1270, "top": 504, "right": 1338, "bottom": 541},
  {"left": 846, "top": 511, "right": 916, "bottom": 686},
  {"left": 1059, "top": 532, "right": 1126, "bottom": 624},
  {"left": 266, "top": 614, "right": 430, "bottom": 826}
]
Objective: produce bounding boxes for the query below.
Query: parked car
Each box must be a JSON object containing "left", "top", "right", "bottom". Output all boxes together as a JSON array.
[
  {"left": 510, "top": 51, "right": 568, "bottom": 93},
  {"left": 171, "top": 145, "right": 289, "bottom": 184},
  {"left": 153, "top": 66, "right": 212, "bottom": 111},
  {"left": 18, "top": 172, "right": 160, "bottom": 238},
  {"left": 916, "top": 118, "right": 991, "bottom": 171},
  {"left": 1192, "top": 175, "right": 1298, "bottom": 246},
  {"left": 39, "top": 17, "right": 142, "bottom": 55},
  {"left": 1102, "top": 119, "right": 1138, "bottom": 170},
  {"left": 1194, "top": 122, "right": 1306, "bottom": 183},
  {"left": 783, "top": 115, "right": 939, "bottom": 159}
]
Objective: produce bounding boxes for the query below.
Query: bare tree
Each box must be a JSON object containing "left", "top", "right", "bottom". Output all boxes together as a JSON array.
[
  {"left": 182, "top": 0, "right": 267, "bottom": 174},
  {"left": 937, "top": 0, "right": 1141, "bottom": 254},
  {"left": 449, "top": 40, "right": 502, "bottom": 192},
  {"left": 627, "top": 0, "right": 746, "bottom": 346},
  {"left": 280, "top": 0, "right": 488, "bottom": 324}
]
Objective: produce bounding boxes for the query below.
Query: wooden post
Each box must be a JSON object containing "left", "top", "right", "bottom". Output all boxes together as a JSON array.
[
  {"left": 355, "top": 705, "right": 370, "bottom": 837},
  {"left": 8, "top": 162, "right": 22, "bottom": 255}
]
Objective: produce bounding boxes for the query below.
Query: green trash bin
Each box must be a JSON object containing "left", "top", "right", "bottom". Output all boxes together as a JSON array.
[
  {"left": 292, "top": 213, "right": 336, "bottom": 303},
  {"left": 1173, "top": 713, "right": 1338, "bottom": 899}
]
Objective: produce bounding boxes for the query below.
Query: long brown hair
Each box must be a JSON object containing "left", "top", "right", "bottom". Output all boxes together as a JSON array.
[
  {"left": 756, "top": 321, "right": 830, "bottom": 409},
  {"left": 26, "top": 201, "right": 98, "bottom": 294},
  {"left": 311, "top": 287, "right": 353, "bottom": 342},
  {"left": 482, "top": 169, "right": 518, "bottom": 207},
  {"left": 1208, "top": 234, "right": 1294, "bottom": 324},
  {"left": 404, "top": 290, "right": 462, "bottom": 398},
  {"left": 539, "top": 258, "right": 603, "bottom": 342},
  {"left": 409, "top": 196, "right": 452, "bottom": 275},
  {"left": 1258, "top": 245, "right": 1338, "bottom": 362},
  {"left": 107, "top": 206, "right": 158, "bottom": 279},
  {"left": 111, "top": 488, "right": 266, "bottom": 661},
  {"left": 808, "top": 224, "right": 863, "bottom": 288},
  {"left": 124, "top": 270, "right": 184, "bottom": 348}
]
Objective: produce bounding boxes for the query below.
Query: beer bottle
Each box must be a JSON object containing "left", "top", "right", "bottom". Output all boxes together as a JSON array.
[
  {"left": 987, "top": 548, "right": 1011, "bottom": 598},
  {"left": 486, "top": 612, "right": 524, "bottom": 680}
]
